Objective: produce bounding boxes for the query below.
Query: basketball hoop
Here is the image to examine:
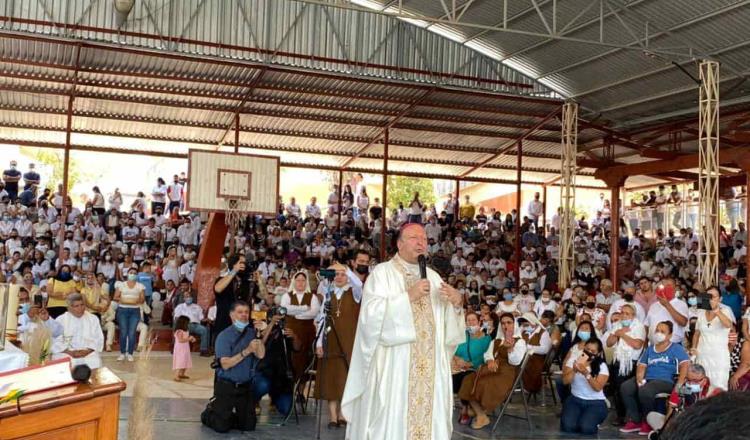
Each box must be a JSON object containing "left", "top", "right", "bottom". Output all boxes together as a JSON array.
[{"left": 223, "top": 198, "right": 250, "bottom": 232}]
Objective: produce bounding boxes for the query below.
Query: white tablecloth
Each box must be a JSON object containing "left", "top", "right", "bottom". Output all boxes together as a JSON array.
[{"left": 0, "top": 343, "right": 29, "bottom": 373}]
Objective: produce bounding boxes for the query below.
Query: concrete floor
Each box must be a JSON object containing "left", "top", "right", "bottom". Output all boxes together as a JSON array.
[{"left": 106, "top": 353, "right": 629, "bottom": 439}]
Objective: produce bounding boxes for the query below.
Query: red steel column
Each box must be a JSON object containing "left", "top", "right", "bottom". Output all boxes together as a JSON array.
[
  {"left": 380, "top": 129, "right": 389, "bottom": 261},
  {"left": 610, "top": 184, "right": 621, "bottom": 287},
  {"left": 515, "top": 140, "right": 522, "bottom": 282},
  {"left": 542, "top": 185, "right": 547, "bottom": 234},
  {"left": 337, "top": 169, "right": 343, "bottom": 230},
  {"left": 234, "top": 113, "right": 240, "bottom": 154}
]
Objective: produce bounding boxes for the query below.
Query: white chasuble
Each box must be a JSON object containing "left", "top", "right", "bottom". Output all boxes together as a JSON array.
[{"left": 341, "top": 256, "right": 465, "bottom": 440}]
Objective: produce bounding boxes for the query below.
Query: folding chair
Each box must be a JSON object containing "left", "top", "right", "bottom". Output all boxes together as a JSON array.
[
  {"left": 491, "top": 352, "right": 532, "bottom": 432},
  {"left": 539, "top": 346, "right": 559, "bottom": 406}
]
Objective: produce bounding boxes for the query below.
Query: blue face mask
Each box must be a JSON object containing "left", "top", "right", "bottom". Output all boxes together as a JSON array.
[
  {"left": 620, "top": 319, "right": 632, "bottom": 327},
  {"left": 578, "top": 331, "right": 591, "bottom": 342},
  {"left": 685, "top": 382, "right": 702, "bottom": 394},
  {"left": 185, "top": 297, "right": 193, "bottom": 305},
  {"left": 20, "top": 303, "right": 31, "bottom": 314},
  {"left": 503, "top": 293, "right": 513, "bottom": 301},
  {"left": 688, "top": 297, "right": 698, "bottom": 306},
  {"left": 233, "top": 320, "right": 249, "bottom": 331},
  {"left": 58, "top": 272, "right": 72, "bottom": 281},
  {"left": 128, "top": 274, "right": 137, "bottom": 282}
]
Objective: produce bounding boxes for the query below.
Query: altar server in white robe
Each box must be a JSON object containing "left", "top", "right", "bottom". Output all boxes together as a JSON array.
[
  {"left": 342, "top": 222, "right": 465, "bottom": 440},
  {"left": 52, "top": 293, "right": 105, "bottom": 369}
]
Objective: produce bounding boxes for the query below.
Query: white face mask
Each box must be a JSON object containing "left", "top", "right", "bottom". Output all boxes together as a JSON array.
[
  {"left": 653, "top": 332, "right": 667, "bottom": 344},
  {"left": 468, "top": 325, "right": 480, "bottom": 334}
]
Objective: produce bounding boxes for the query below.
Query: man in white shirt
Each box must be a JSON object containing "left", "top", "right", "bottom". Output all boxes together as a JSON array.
[
  {"left": 167, "top": 174, "right": 183, "bottom": 213},
  {"left": 52, "top": 293, "right": 104, "bottom": 369},
  {"left": 173, "top": 292, "right": 211, "bottom": 356},
  {"left": 733, "top": 240, "right": 747, "bottom": 261},
  {"left": 286, "top": 197, "right": 302, "bottom": 218},
  {"left": 444, "top": 194, "right": 457, "bottom": 225},
  {"left": 644, "top": 284, "right": 688, "bottom": 344},
  {"left": 177, "top": 217, "right": 199, "bottom": 246},
  {"left": 527, "top": 192, "right": 544, "bottom": 231},
  {"left": 151, "top": 178, "right": 168, "bottom": 215},
  {"left": 305, "top": 197, "right": 321, "bottom": 220},
  {"left": 450, "top": 249, "right": 467, "bottom": 273},
  {"left": 425, "top": 217, "right": 441, "bottom": 243}
]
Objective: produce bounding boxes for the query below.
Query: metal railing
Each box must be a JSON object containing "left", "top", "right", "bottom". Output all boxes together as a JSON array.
[{"left": 623, "top": 198, "right": 747, "bottom": 237}]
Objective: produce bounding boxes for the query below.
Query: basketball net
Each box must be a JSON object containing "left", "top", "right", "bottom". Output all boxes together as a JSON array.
[{"left": 223, "top": 198, "right": 250, "bottom": 233}]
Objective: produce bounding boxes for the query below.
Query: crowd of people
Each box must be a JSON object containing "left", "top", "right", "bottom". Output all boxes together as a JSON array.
[{"left": 7, "top": 162, "right": 750, "bottom": 436}]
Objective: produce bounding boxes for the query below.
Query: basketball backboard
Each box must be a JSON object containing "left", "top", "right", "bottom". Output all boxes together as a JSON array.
[{"left": 186, "top": 150, "right": 279, "bottom": 217}]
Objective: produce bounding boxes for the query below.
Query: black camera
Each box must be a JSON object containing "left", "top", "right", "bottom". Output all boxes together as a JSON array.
[
  {"left": 269, "top": 306, "right": 288, "bottom": 329},
  {"left": 318, "top": 268, "right": 336, "bottom": 280},
  {"left": 696, "top": 293, "right": 713, "bottom": 311}
]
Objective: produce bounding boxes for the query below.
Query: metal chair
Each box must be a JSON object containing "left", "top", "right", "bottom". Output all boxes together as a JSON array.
[
  {"left": 491, "top": 351, "right": 532, "bottom": 432},
  {"left": 539, "top": 346, "right": 559, "bottom": 406}
]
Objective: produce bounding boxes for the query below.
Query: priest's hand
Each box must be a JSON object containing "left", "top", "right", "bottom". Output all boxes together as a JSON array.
[
  {"left": 408, "top": 280, "right": 430, "bottom": 303},
  {"left": 439, "top": 283, "right": 463, "bottom": 308},
  {"left": 487, "top": 360, "right": 498, "bottom": 372}
]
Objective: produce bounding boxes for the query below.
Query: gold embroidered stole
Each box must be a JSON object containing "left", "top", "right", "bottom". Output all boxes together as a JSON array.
[{"left": 392, "top": 254, "right": 435, "bottom": 440}]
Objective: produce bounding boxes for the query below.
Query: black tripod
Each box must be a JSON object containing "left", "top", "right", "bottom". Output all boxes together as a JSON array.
[{"left": 274, "top": 316, "right": 300, "bottom": 426}]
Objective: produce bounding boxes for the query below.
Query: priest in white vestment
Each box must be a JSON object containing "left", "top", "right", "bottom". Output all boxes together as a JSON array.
[
  {"left": 342, "top": 223, "right": 465, "bottom": 440},
  {"left": 52, "top": 293, "right": 105, "bottom": 369}
]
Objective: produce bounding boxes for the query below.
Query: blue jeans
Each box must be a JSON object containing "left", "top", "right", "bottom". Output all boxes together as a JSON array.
[
  {"left": 117, "top": 307, "right": 141, "bottom": 355},
  {"left": 252, "top": 373, "right": 292, "bottom": 416},
  {"left": 188, "top": 322, "right": 210, "bottom": 352},
  {"left": 560, "top": 395, "right": 608, "bottom": 435}
]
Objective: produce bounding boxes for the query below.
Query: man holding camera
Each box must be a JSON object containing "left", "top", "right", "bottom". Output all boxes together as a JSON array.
[
  {"left": 202, "top": 301, "right": 265, "bottom": 433},
  {"left": 253, "top": 309, "right": 300, "bottom": 417}
]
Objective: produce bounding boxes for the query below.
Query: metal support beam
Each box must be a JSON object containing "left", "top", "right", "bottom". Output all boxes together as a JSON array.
[
  {"left": 234, "top": 114, "right": 240, "bottom": 154},
  {"left": 454, "top": 179, "right": 460, "bottom": 225},
  {"left": 559, "top": 102, "right": 578, "bottom": 290},
  {"left": 337, "top": 170, "right": 343, "bottom": 230},
  {"left": 698, "top": 60, "right": 720, "bottom": 288},
  {"left": 514, "top": 140, "right": 522, "bottom": 283},
  {"left": 380, "top": 129, "right": 389, "bottom": 261},
  {"left": 610, "top": 182, "right": 622, "bottom": 286},
  {"left": 542, "top": 185, "right": 547, "bottom": 234},
  {"left": 459, "top": 106, "right": 560, "bottom": 178},
  {"left": 60, "top": 44, "right": 82, "bottom": 255}
]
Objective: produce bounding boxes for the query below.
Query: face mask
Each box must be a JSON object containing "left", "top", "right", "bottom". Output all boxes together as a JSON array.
[
  {"left": 105, "top": 255, "right": 112, "bottom": 261},
  {"left": 586, "top": 301, "right": 596, "bottom": 309},
  {"left": 356, "top": 265, "right": 369, "bottom": 275},
  {"left": 20, "top": 303, "right": 31, "bottom": 314},
  {"left": 185, "top": 297, "right": 193, "bottom": 305},
  {"left": 620, "top": 319, "right": 632, "bottom": 327},
  {"left": 503, "top": 293, "right": 513, "bottom": 301},
  {"left": 128, "top": 274, "right": 137, "bottom": 282},
  {"left": 577, "top": 331, "right": 591, "bottom": 342},
  {"left": 685, "top": 382, "right": 702, "bottom": 394},
  {"left": 523, "top": 327, "right": 534, "bottom": 335},
  {"left": 521, "top": 289, "right": 529, "bottom": 294},
  {"left": 553, "top": 296, "right": 561, "bottom": 302},
  {"left": 623, "top": 293, "right": 634, "bottom": 302},
  {"left": 542, "top": 297, "right": 550, "bottom": 304},
  {"left": 58, "top": 272, "right": 72, "bottom": 281},
  {"left": 653, "top": 332, "right": 667, "bottom": 343},
  {"left": 468, "top": 325, "right": 480, "bottom": 334},
  {"left": 688, "top": 297, "right": 698, "bottom": 306},
  {"left": 233, "top": 320, "right": 249, "bottom": 331}
]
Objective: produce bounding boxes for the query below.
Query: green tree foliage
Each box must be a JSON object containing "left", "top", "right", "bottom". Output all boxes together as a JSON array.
[
  {"left": 386, "top": 176, "right": 436, "bottom": 212},
  {"left": 18, "top": 147, "right": 82, "bottom": 192}
]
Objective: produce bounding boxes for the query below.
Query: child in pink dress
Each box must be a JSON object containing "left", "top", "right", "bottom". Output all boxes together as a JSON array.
[{"left": 173, "top": 316, "right": 195, "bottom": 381}]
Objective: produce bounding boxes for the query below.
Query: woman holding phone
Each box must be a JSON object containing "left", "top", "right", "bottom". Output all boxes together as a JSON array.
[{"left": 560, "top": 337, "right": 610, "bottom": 435}]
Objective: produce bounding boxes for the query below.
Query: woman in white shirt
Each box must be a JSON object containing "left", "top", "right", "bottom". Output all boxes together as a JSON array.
[
  {"left": 113, "top": 268, "right": 145, "bottom": 361},
  {"left": 408, "top": 192, "right": 424, "bottom": 224},
  {"left": 605, "top": 304, "right": 646, "bottom": 424},
  {"left": 560, "top": 338, "right": 609, "bottom": 435},
  {"left": 356, "top": 187, "right": 369, "bottom": 220}
]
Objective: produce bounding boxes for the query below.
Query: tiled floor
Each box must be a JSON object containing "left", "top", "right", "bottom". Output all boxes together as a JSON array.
[{"left": 106, "top": 353, "right": 629, "bottom": 439}]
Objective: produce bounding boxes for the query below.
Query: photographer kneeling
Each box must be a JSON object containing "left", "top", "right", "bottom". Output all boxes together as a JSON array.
[
  {"left": 202, "top": 301, "right": 265, "bottom": 433},
  {"left": 253, "top": 308, "right": 300, "bottom": 416}
]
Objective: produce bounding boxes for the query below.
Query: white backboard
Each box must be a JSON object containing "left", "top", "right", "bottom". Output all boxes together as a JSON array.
[{"left": 186, "top": 150, "right": 279, "bottom": 216}]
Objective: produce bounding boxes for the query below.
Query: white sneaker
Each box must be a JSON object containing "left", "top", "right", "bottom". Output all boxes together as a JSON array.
[
  {"left": 126, "top": 354, "right": 134, "bottom": 362},
  {"left": 116, "top": 354, "right": 125, "bottom": 361}
]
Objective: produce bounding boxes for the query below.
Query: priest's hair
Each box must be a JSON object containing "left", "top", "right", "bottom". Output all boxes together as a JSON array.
[{"left": 66, "top": 292, "right": 84, "bottom": 306}]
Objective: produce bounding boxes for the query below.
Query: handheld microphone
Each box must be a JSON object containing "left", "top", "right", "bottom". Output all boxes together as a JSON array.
[{"left": 417, "top": 254, "right": 427, "bottom": 279}]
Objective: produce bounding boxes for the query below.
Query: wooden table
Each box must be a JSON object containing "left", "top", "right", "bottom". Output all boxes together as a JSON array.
[{"left": 0, "top": 367, "right": 126, "bottom": 440}]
